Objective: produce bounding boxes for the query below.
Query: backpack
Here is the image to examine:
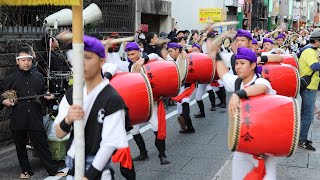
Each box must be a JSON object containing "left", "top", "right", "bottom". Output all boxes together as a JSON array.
[
  {"left": 300, "top": 71, "right": 316, "bottom": 92},
  {"left": 296, "top": 45, "right": 316, "bottom": 58}
]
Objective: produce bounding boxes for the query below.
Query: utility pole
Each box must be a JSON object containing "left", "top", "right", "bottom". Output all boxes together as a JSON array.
[
  {"left": 288, "top": 0, "right": 293, "bottom": 30},
  {"left": 237, "top": 0, "right": 244, "bottom": 29},
  {"left": 268, "top": 0, "right": 273, "bottom": 31}
]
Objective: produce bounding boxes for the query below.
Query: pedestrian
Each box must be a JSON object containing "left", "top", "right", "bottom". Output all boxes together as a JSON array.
[
  {"left": 0, "top": 46, "right": 66, "bottom": 179},
  {"left": 298, "top": 29, "right": 320, "bottom": 151}
]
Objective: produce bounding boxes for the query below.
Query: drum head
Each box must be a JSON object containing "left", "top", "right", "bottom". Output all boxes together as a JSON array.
[
  {"left": 289, "top": 98, "right": 301, "bottom": 157},
  {"left": 140, "top": 72, "right": 154, "bottom": 121},
  {"left": 273, "top": 31, "right": 279, "bottom": 39},
  {"left": 228, "top": 102, "right": 242, "bottom": 152},
  {"left": 293, "top": 66, "right": 300, "bottom": 98},
  {"left": 281, "top": 46, "right": 287, "bottom": 51},
  {"left": 223, "top": 38, "right": 231, "bottom": 48},
  {"left": 176, "top": 55, "right": 188, "bottom": 82},
  {"left": 290, "top": 34, "right": 299, "bottom": 42},
  {"left": 173, "top": 61, "right": 182, "bottom": 94},
  {"left": 291, "top": 53, "right": 299, "bottom": 66}
]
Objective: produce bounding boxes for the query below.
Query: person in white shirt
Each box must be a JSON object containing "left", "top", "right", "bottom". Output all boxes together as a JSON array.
[
  {"left": 207, "top": 45, "right": 277, "bottom": 180},
  {"left": 114, "top": 42, "right": 170, "bottom": 165},
  {"left": 54, "top": 35, "right": 135, "bottom": 180},
  {"left": 261, "top": 38, "right": 275, "bottom": 55}
]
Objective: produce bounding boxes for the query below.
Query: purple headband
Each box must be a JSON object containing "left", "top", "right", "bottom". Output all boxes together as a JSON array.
[
  {"left": 167, "top": 42, "right": 182, "bottom": 49},
  {"left": 84, "top": 35, "right": 105, "bottom": 58},
  {"left": 125, "top": 42, "right": 140, "bottom": 52},
  {"left": 192, "top": 43, "right": 201, "bottom": 50},
  {"left": 252, "top": 38, "right": 258, "bottom": 45},
  {"left": 235, "top": 47, "right": 262, "bottom": 74},
  {"left": 234, "top": 29, "right": 253, "bottom": 40},
  {"left": 207, "top": 32, "right": 216, "bottom": 38},
  {"left": 280, "top": 33, "right": 286, "bottom": 38},
  {"left": 275, "top": 35, "right": 285, "bottom": 40},
  {"left": 263, "top": 38, "right": 274, "bottom": 44}
]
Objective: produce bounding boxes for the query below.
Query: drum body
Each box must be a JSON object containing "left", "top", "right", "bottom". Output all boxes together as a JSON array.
[
  {"left": 280, "top": 54, "right": 299, "bottom": 69},
  {"left": 110, "top": 72, "right": 153, "bottom": 125},
  {"left": 176, "top": 53, "right": 215, "bottom": 84},
  {"left": 228, "top": 94, "right": 300, "bottom": 157},
  {"left": 142, "top": 60, "right": 181, "bottom": 100},
  {"left": 261, "top": 63, "right": 300, "bottom": 97}
]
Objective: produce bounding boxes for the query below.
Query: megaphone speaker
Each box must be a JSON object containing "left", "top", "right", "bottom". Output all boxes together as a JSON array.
[
  {"left": 83, "top": 3, "right": 102, "bottom": 25},
  {"left": 43, "top": 9, "right": 73, "bottom": 27}
]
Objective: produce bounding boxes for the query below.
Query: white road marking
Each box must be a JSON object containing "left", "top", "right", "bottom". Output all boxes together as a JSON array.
[
  {"left": 126, "top": 94, "right": 208, "bottom": 140},
  {"left": 211, "top": 154, "right": 233, "bottom": 180}
]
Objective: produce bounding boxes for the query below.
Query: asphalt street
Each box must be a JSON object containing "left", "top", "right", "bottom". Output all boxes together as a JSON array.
[
  {"left": 2, "top": 92, "right": 319, "bottom": 180},
  {"left": 0, "top": 93, "right": 232, "bottom": 180}
]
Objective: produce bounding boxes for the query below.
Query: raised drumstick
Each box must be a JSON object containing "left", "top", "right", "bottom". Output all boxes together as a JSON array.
[
  {"left": 56, "top": 31, "right": 134, "bottom": 46},
  {"left": 102, "top": 37, "right": 135, "bottom": 46}
]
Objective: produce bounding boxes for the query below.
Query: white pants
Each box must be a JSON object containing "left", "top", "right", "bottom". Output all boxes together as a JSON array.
[
  {"left": 195, "top": 84, "right": 213, "bottom": 101},
  {"left": 176, "top": 85, "right": 193, "bottom": 114},
  {"left": 232, "top": 152, "right": 276, "bottom": 180},
  {"left": 66, "top": 169, "right": 112, "bottom": 180},
  {"left": 130, "top": 101, "right": 159, "bottom": 135}
]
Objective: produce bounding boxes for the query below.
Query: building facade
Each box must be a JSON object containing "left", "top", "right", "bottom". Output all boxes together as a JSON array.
[
  {"left": 170, "top": 0, "right": 227, "bottom": 31},
  {"left": 136, "top": 0, "right": 172, "bottom": 35}
]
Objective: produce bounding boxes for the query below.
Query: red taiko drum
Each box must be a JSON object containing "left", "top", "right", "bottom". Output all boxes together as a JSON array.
[
  {"left": 228, "top": 94, "right": 300, "bottom": 157},
  {"left": 141, "top": 60, "right": 181, "bottom": 100},
  {"left": 176, "top": 53, "right": 215, "bottom": 84},
  {"left": 280, "top": 54, "right": 299, "bottom": 69},
  {"left": 110, "top": 72, "right": 153, "bottom": 125},
  {"left": 261, "top": 63, "right": 300, "bottom": 97}
]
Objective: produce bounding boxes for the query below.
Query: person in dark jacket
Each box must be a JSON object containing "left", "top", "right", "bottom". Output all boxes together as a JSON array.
[
  {"left": 0, "top": 46, "right": 66, "bottom": 179},
  {"left": 144, "top": 32, "right": 163, "bottom": 58}
]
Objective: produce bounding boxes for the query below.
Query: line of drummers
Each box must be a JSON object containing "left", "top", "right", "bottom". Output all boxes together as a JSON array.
[{"left": 53, "top": 26, "right": 319, "bottom": 180}]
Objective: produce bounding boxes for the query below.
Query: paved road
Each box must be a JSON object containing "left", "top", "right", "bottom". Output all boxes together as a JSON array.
[
  {"left": 0, "top": 93, "right": 232, "bottom": 180},
  {"left": 2, "top": 92, "right": 319, "bottom": 180}
]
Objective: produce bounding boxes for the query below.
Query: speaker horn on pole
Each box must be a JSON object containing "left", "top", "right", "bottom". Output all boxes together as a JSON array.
[
  {"left": 83, "top": 3, "right": 102, "bottom": 25},
  {"left": 43, "top": 9, "right": 73, "bottom": 27}
]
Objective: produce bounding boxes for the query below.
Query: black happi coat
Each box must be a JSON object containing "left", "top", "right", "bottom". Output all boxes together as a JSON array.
[
  {"left": 0, "top": 68, "right": 47, "bottom": 131},
  {"left": 65, "top": 84, "right": 129, "bottom": 179}
]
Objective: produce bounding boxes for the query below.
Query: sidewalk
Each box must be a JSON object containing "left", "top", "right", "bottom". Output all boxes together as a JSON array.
[{"left": 215, "top": 115, "right": 320, "bottom": 180}]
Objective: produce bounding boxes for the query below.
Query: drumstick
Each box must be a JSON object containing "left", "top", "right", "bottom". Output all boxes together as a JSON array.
[
  {"left": 56, "top": 31, "right": 134, "bottom": 46},
  {"left": 156, "top": 39, "right": 171, "bottom": 45},
  {"left": 103, "top": 37, "right": 135, "bottom": 46},
  {"left": 212, "top": 30, "right": 235, "bottom": 46},
  {"left": 209, "top": 21, "right": 239, "bottom": 29},
  {"left": 56, "top": 31, "right": 73, "bottom": 41}
]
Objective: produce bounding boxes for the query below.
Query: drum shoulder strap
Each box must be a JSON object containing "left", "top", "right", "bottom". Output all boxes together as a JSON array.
[
  {"left": 65, "top": 85, "right": 132, "bottom": 131},
  {"left": 65, "top": 87, "right": 73, "bottom": 105},
  {"left": 234, "top": 78, "right": 242, "bottom": 91},
  {"left": 231, "top": 54, "right": 237, "bottom": 75},
  {"left": 234, "top": 78, "right": 257, "bottom": 91}
]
